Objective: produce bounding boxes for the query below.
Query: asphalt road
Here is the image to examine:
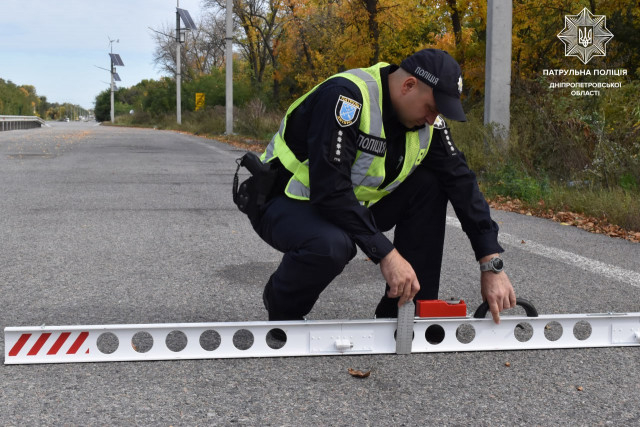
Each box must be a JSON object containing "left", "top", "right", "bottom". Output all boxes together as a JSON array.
[{"left": 1, "top": 121, "right": 639, "bottom": 425}]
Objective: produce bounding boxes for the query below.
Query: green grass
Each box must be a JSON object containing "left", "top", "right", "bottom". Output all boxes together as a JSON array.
[
  {"left": 545, "top": 185, "right": 640, "bottom": 232},
  {"left": 111, "top": 101, "right": 282, "bottom": 141}
]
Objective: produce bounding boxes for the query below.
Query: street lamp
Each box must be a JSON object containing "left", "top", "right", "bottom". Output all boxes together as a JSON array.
[{"left": 175, "top": 2, "right": 195, "bottom": 125}]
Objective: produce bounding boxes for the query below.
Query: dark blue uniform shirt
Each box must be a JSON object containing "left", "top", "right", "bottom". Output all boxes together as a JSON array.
[{"left": 276, "top": 65, "right": 503, "bottom": 263}]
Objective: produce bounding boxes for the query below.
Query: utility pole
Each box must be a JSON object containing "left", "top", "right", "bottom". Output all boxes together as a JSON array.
[
  {"left": 107, "top": 37, "right": 124, "bottom": 123},
  {"left": 225, "top": 0, "right": 233, "bottom": 134},
  {"left": 176, "top": 1, "right": 182, "bottom": 125},
  {"left": 484, "top": 0, "right": 512, "bottom": 141},
  {"left": 109, "top": 39, "right": 118, "bottom": 123}
]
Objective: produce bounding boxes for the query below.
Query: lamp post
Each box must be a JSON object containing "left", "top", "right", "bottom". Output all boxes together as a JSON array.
[{"left": 175, "top": 2, "right": 195, "bottom": 125}]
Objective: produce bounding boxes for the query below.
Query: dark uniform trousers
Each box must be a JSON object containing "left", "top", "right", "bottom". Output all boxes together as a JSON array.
[{"left": 255, "top": 165, "right": 447, "bottom": 320}]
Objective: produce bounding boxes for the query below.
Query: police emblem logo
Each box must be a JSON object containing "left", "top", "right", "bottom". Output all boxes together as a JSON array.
[
  {"left": 433, "top": 115, "right": 446, "bottom": 129},
  {"left": 335, "top": 95, "right": 361, "bottom": 127},
  {"left": 557, "top": 7, "right": 613, "bottom": 64}
]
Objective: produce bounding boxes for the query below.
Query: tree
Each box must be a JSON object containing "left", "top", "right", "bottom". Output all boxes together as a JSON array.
[
  {"left": 94, "top": 89, "right": 111, "bottom": 122},
  {"left": 151, "top": 13, "right": 227, "bottom": 81},
  {"left": 203, "top": 0, "right": 286, "bottom": 99}
]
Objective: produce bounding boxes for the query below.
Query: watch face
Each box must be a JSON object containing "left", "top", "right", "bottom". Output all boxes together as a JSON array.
[{"left": 492, "top": 258, "right": 504, "bottom": 271}]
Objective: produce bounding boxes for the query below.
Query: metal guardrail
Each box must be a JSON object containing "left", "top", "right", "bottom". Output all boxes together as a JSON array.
[{"left": 0, "top": 115, "right": 47, "bottom": 131}]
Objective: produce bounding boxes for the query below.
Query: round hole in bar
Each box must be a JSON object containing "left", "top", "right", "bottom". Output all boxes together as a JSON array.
[
  {"left": 266, "top": 328, "right": 287, "bottom": 349},
  {"left": 455, "top": 324, "right": 475, "bottom": 344},
  {"left": 514, "top": 322, "right": 534, "bottom": 342},
  {"left": 131, "top": 331, "right": 154, "bottom": 353},
  {"left": 97, "top": 332, "right": 119, "bottom": 354},
  {"left": 200, "top": 330, "right": 221, "bottom": 351},
  {"left": 425, "top": 324, "right": 445, "bottom": 345},
  {"left": 166, "top": 330, "right": 188, "bottom": 352},
  {"left": 573, "top": 320, "right": 592, "bottom": 341},
  {"left": 233, "top": 329, "right": 254, "bottom": 350},
  {"left": 544, "top": 321, "right": 563, "bottom": 341}
]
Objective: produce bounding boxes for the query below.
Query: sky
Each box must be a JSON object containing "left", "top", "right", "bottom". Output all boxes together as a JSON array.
[{"left": 0, "top": 0, "right": 206, "bottom": 109}]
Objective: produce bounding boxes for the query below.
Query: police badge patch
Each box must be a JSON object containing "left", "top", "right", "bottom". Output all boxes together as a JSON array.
[
  {"left": 335, "top": 95, "right": 361, "bottom": 127},
  {"left": 433, "top": 115, "right": 446, "bottom": 129}
]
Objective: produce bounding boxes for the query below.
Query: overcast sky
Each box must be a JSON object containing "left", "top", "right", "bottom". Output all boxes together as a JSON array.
[{"left": 0, "top": 0, "right": 206, "bottom": 109}]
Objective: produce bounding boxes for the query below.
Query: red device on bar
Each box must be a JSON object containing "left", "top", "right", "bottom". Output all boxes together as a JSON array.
[{"left": 416, "top": 299, "right": 467, "bottom": 318}]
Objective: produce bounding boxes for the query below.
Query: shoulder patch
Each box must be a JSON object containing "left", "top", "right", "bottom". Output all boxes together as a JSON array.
[
  {"left": 335, "top": 95, "right": 362, "bottom": 127},
  {"left": 433, "top": 115, "right": 446, "bottom": 130}
]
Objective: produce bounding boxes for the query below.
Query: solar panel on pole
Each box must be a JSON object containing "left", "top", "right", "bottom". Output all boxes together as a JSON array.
[
  {"left": 113, "top": 73, "right": 121, "bottom": 82},
  {"left": 177, "top": 8, "right": 196, "bottom": 30},
  {"left": 109, "top": 53, "right": 124, "bottom": 67}
]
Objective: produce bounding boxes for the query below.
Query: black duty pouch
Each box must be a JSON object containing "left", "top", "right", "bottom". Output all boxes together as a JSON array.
[{"left": 232, "top": 152, "right": 278, "bottom": 223}]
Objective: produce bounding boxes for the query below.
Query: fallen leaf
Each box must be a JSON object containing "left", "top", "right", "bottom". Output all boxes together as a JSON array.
[
  {"left": 487, "top": 196, "right": 639, "bottom": 244},
  {"left": 576, "top": 386, "right": 584, "bottom": 391},
  {"left": 521, "top": 240, "right": 526, "bottom": 244},
  {"left": 348, "top": 368, "right": 371, "bottom": 378},
  {"left": 504, "top": 362, "right": 511, "bottom": 367}
]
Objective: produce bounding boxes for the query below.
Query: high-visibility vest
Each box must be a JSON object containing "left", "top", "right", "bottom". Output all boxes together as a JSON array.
[{"left": 261, "top": 62, "right": 433, "bottom": 206}]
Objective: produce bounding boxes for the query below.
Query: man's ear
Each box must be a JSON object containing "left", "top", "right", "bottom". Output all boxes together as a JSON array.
[{"left": 401, "top": 77, "right": 418, "bottom": 95}]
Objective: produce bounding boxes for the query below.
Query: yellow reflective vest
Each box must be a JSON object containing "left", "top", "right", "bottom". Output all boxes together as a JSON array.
[{"left": 261, "top": 62, "right": 433, "bottom": 206}]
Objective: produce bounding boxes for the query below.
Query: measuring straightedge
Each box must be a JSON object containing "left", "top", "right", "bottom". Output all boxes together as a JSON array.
[
  {"left": 4, "top": 299, "right": 640, "bottom": 365},
  {"left": 395, "top": 301, "right": 415, "bottom": 355}
]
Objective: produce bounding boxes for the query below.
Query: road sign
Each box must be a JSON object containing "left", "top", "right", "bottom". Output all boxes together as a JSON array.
[{"left": 195, "top": 93, "right": 205, "bottom": 111}]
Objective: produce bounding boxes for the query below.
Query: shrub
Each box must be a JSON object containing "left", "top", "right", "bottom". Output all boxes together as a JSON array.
[
  {"left": 234, "top": 98, "right": 282, "bottom": 140},
  {"left": 483, "top": 164, "right": 550, "bottom": 204}
]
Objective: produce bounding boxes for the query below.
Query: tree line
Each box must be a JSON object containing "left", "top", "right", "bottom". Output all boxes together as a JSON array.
[
  {"left": 99, "top": 0, "right": 639, "bottom": 114},
  {"left": 95, "top": 0, "right": 639, "bottom": 195},
  {"left": 0, "top": 78, "right": 89, "bottom": 120}
]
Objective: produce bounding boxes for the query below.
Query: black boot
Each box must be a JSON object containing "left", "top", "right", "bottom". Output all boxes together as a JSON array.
[
  {"left": 374, "top": 294, "right": 400, "bottom": 318},
  {"left": 262, "top": 275, "right": 276, "bottom": 318},
  {"left": 262, "top": 276, "right": 297, "bottom": 343}
]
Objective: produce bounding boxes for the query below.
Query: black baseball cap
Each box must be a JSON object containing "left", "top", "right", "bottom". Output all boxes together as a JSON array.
[{"left": 400, "top": 49, "right": 466, "bottom": 122}]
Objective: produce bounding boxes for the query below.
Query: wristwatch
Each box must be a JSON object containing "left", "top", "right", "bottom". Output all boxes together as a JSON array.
[{"left": 480, "top": 256, "right": 504, "bottom": 273}]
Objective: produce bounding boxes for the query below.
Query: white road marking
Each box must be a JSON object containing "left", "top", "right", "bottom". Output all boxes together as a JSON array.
[{"left": 446, "top": 216, "right": 640, "bottom": 288}]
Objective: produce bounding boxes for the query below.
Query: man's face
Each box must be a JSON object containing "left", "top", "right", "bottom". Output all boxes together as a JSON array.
[{"left": 395, "top": 78, "right": 440, "bottom": 129}]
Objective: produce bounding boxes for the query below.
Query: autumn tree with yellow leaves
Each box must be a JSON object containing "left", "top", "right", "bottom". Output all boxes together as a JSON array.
[{"left": 144, "top": 0, "right": 640, "bottom": 200}]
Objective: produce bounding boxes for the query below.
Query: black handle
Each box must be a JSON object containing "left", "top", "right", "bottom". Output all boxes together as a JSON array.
[
  {"left": 240, "top": 152, "right": 266, "bottom": 176},
  {"left": 472, "top": 298, "right": 539, "bottom": 318}
]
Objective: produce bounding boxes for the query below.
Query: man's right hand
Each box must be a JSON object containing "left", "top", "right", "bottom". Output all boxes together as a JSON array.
[{"left": 379, "top": 249, "right": 420, "bottom": 306}]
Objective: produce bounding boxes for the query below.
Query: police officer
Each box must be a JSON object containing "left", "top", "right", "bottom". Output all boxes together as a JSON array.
[{"left": 250, "top": 49, "right": 516, "bottom": 324}]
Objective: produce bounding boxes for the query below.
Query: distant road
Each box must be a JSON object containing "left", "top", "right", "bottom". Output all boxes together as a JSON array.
[{"left": 1, "top": 123, "right": 639, "bottom": 425}]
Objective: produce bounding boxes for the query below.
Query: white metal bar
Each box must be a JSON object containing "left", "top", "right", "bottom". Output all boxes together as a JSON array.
[{"left": 5, "top": 313, "right": 640, "bottom": 365}]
